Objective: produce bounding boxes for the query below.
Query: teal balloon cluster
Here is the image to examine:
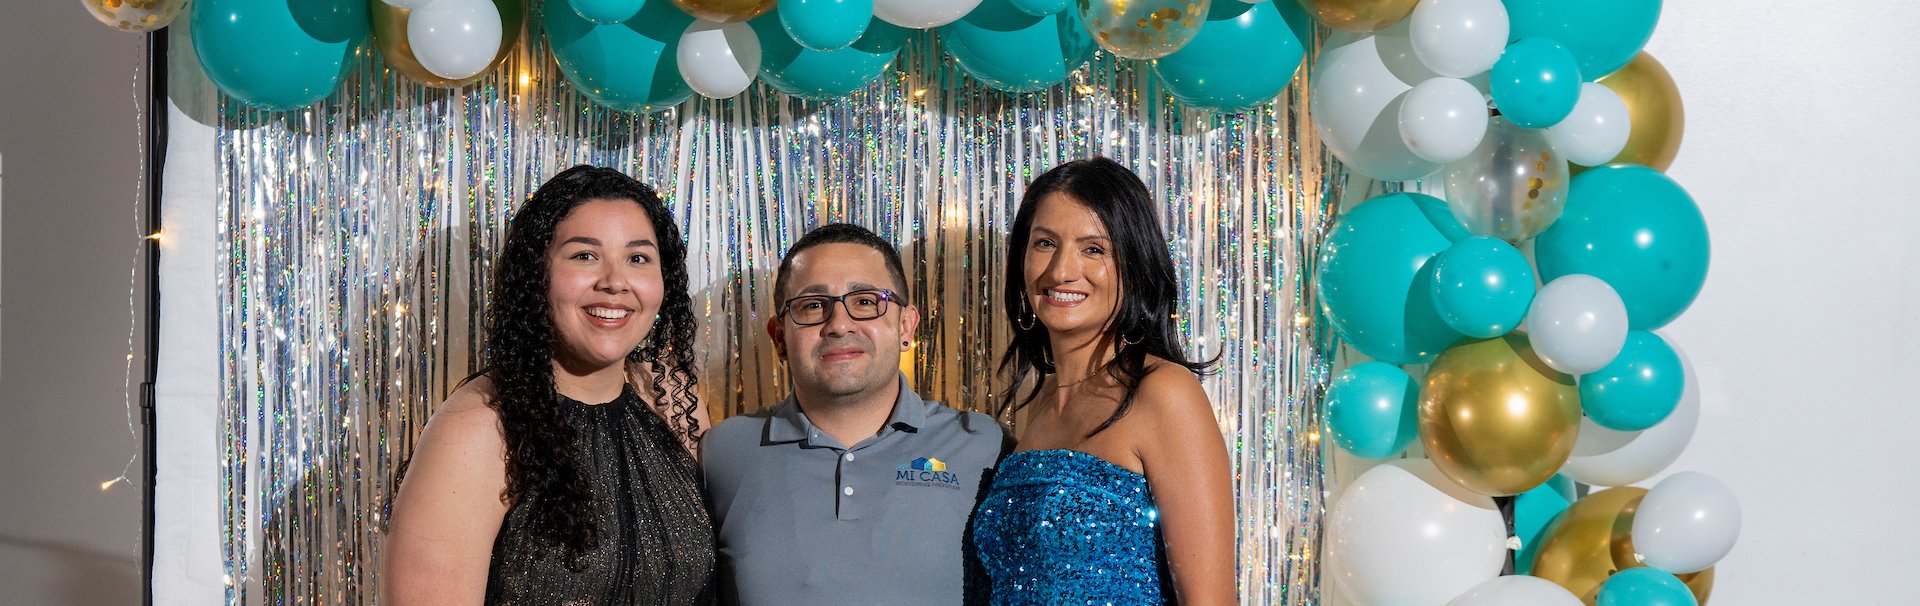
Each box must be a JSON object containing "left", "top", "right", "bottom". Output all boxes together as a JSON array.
[
  {"left": 1325, "top": 362, "right": 1419, "bottom": 459},
  {"left": 545, "top": 0, "right": 694, "bottom": 114},
  {"left": 1580, "top": 330, "right": 1683, "bottom": 431},
  {"left": 752, "top": 11, "right": 907, "bottom": 99},
  {"left": 1429, "top": 236, "right": 1535, "bottom": 339},
  {"left": 1596, "top": 567, "right": 1700, "bottom": 606},
  {"left": 1316, "top": 193, "right": 1469, "bottom": 365},
  {"left": 1150, "top": 1, "right": 1304, "bottom": 113},
  {"left": 937, "top": 0, "right": 1095, "bottom": 93},
  {"left": 1536, "top": 164, "right": 1709, "bottom": 330},
  {"left": 779, "top": 0, "right": 873, "bottom": 51},
  {"left": 1503, "top": 0, "right": 1662, "bottom": 79},
  {"left": 1490, "top": 38, "right": 1581, "bottom": 128},
  {"left": 192, "top": 0, "right": 369, "bottom": 111}
]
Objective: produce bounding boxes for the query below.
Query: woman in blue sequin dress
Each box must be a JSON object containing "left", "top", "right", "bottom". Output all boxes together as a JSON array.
[{"left": 972, "top": 158, "right": 1236, "bottom": 605}]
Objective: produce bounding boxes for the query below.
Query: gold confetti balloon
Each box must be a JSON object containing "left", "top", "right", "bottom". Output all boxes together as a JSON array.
[
  {"left": 670, "top": 0, "right": 775, "bottom": 23},
  {"left": 1076, "top": 0, "right": 1210, "bottom": 60},
  {"left": 81, "top": 0, "right": 186, "bottom": 32},
  {"left": 1417, "top": 333, "right": 1581, "bottom": 497},
  {"left": 372, "top": 0, "right": 527, "bottom": 88},
  {"left": 1531, "top": 487, "right": 1717, "bottom": 604}
]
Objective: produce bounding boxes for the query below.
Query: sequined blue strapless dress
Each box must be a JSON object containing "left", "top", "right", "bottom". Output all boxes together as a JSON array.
[{"left": 972, "top": 449, "right": 1171, "bottom": 606}]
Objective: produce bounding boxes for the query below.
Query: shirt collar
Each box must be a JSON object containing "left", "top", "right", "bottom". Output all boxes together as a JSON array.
[{"left": 766, "top": 374, "right": 927, "bottom": 446}]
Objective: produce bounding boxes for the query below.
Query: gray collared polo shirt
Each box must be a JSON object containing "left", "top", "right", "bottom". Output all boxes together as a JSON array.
[{"left": 701, "top": 375, "right": 1011, "bottom": 606}]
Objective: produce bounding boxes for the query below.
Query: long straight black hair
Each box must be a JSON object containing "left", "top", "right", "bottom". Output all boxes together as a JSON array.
[{"left": 997, "top": 157, "right": 1213, "bottom": 435}]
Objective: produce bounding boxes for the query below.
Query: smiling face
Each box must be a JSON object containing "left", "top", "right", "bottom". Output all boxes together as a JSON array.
[
  {"left": 770, "top": 242, "right": 920, "bottom": 402},
  {"left": 545, "top": 198, "right": 664, "bottom": 375},
  {"left": 1024, "top": 192, "right": 1122, "bottom": 339}
]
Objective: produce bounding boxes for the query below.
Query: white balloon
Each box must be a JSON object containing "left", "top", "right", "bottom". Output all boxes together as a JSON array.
[
  {"left": 1326, "top": 459, "right": 1507, "bottom": 606},
  {"left": 1546, "top": 82, "right": 1632, "bottom": 166},
  {"left": 407, "top": 0, "right": 504, "bottom": 80},
  {"left": 1562, "top": 342, "right": 1699, "bottom": 486},
  {"left": 1527, "top": 274, "right": 1628, "bottom": 375},
  {"left": 383, "top": 0, "right": 439, "bottom": 8},
  {"left": 1447, "top": 575, "right": 1583, "bottom": 606},
  {"left": 1399, "top": 77, "right": 1489, "bottom": 163},
  {"left": 873, "top": 0, "right": 981, "bottom": 28},
  {"left": 677, "top": 20, "right": 762, "bottom": 99},
  {"left": 1633, "top": 471, "right": 1742, "bottom": 574},
  {"left": 1408, "top": 0, "right": 1509, "bottom": 78},
  {"left": 1311, "top": 30, "right": 1441, "bottom": 181}
]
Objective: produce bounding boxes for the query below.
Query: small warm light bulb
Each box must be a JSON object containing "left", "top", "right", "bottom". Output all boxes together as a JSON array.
[
  {"left": 912, "top": 89, "right": 927, "bottom": 98},
  {"left": 99, "top": 479, "right": 118, "bottom": 492},
  {"left": 1308, "top": 431, "right": 1321, "bottom": 443},
  {"left": 146, "top": 231, "right": 162, "bottom": 241},
  {"left": 518, "top": 71, "right": 531, "bottom": 87}
]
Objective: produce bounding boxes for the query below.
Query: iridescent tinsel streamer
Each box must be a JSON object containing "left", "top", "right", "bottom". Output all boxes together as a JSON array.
[{"left": 215, "top": 26, "right": 1338, "bottom": 606}]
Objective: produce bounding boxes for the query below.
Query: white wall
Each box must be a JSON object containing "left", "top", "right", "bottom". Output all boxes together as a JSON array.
[
  {"left": 1646, "top": 1, "right": 1920, "bottom": 603},
  {"left": 0, "top": 2, "right": 148, "bottom": 604}
]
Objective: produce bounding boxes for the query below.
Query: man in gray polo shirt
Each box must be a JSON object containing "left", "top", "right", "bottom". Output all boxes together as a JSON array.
[{"left": 701, "top": 224, "right": 1011, "bottom": 606}]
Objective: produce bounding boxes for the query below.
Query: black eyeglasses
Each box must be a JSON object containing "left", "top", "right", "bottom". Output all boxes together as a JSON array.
[{"left": 779, "top": 289, "right": 903, "bottom": 327}]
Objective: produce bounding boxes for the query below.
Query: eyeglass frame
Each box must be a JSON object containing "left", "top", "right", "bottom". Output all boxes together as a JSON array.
[{"left": 777, "top": 288, "right": 906, "bottom": 327}]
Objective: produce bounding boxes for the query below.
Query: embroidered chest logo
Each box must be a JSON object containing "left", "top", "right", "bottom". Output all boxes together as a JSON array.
[{"left": 895, "top": 456, "right": 962, "bottom": 489}]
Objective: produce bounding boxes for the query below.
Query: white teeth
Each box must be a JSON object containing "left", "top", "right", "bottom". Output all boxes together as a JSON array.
[
  {"left": 586, "top": 307, "right": 632, "bottom": 320},
  {"left": 1045, "top": 289, "right": 1087, "bottom": 302}
]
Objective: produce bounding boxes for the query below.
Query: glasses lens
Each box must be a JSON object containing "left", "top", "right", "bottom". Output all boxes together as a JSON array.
[
  {"left": 788, "top": 296, "right": 831, "bottom": 325},
  {"left": 845, "top": 291, "right": 886, "bottom": 320}
]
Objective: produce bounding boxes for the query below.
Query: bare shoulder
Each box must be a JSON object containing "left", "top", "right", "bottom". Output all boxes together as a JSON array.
[
  {"left": 422, "top": 375, "right": 505, "bottom": 448},
  {"left": 1129, "top": 358, "right": 1212, "bottom": 422}
]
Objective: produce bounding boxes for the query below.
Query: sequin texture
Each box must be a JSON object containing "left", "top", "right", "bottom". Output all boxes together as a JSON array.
[
  {"left": 973, "top": 449, "right": 1171, "bottom": 605},
  {"left": 484, "top": 386, "right": 714, "bottom": 605}
]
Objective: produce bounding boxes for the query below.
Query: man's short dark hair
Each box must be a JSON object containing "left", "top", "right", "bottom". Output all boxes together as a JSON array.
[{"left": 772, "top": 223, "right": 911, "bottom": 306}]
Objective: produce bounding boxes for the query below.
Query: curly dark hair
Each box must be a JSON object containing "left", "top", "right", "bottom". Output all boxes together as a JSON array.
[
  {"left": 998, "top": 157, "right": 1214, "bottom": 435},
  {"left": 483, "top": 164, "right": 701, "bottom": 571}
]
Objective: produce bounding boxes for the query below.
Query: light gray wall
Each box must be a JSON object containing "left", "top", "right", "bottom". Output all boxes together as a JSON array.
[{"left": 0, "top": 3, "right": 149, "bottom": 604}]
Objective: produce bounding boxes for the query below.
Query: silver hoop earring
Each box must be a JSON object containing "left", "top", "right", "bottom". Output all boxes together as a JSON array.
[
  {"left": 1120, "top": 327, "right": 1144, "bottom": 347},
  {"left": 1016, "top": 295, "right": 1037, "bottom": 331}
]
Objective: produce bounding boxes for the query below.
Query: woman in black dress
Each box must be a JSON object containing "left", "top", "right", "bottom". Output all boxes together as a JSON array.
[{"left": 384, "top": 166, "right": 713, "bottom": 604}]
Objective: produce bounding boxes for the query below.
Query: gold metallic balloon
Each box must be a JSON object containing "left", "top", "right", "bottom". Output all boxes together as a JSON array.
[
  {"left": 1532, "top": 487, "right": 1716, "bottom": 604},
  {"left": 372, "top": 0, "right": 527, "bottom": 88},
  {"left": 1418, "top": 333, "right": 1581, "bottom": 496},
  {"left": 670, "top": 0, "right": 774, "bottom": 23},
  {"left": 1291, "top": 0, "right": 1417, "bottom": 33},
  {"left": 1596, "top": 52, "right": 1685, "bottom": 171},
  {"left": 1076, "top": 0, "right": 1211, "bottom": 60},
  {"left": 81, "top": 0, "right": 186, "bottom": 32}
]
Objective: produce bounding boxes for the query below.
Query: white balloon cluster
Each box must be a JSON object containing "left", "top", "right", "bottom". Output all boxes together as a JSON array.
[
  {"left": 386, "top": 0, "right": 507, "bottom": 80},
  {"left": 1309, "top": 0, "right": 1631, "bottom": 181}
]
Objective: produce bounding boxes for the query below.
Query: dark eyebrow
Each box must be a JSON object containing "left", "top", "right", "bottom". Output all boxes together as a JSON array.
[
  {"left": 795, "top": 281, "right": 882, "bottom": 296},
  {"left": 1030, "top": 226, "right": 1109, "bottom": 243},
  {"left": 558, "top": 236, "right": 656, "bottom": 248}
]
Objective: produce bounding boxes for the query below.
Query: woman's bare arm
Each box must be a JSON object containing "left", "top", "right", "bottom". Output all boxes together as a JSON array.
[
  {"left": 1133, "top": 367, "right": 1237, "bottom": 605},
  {"left": 382, "top": 380, "right": 511, "bottom": 605}
]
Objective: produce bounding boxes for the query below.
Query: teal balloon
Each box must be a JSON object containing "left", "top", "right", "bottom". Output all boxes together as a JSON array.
[
  {"left": 1151, "top": 0, "right": 1303, "bottom": 113},
  {"left": 1579, "top": 330, "right": 1682, "bottom": 431},
  {"left": 779, "top": 0, "right": 872, "bottom": 52},
  {"left": 937, "top": 0, "right": 1095, "bottom": 93},
  {"left": 1490, "top": 38, "right": 1582, "bottom": 128},
  {"left": 1009, "top": 0, "right": 1068, "bottom": 16},
  {"left": 753, "top": 11, "right": 906, "bottom": 99},
  {"left": 1316, "top": 193, "right": 1470, "bottom": 364},
  {"left": 1503, "top": 0, "right": 1661, "bottom": 79},
  {"left": 1325, "top": 362, "right": 1418, "bottom": 459},
  {"left": 191, "top": 0, "right": 368, "bottom": 111},
  {"left": 545, "top": 0, "right": 694, "bottom": 113},
  {"left": 1535, "top": 164, "right": 1709, "bottom": 329},
  {"left": 1597, "top": 567, "right": 1699, "bottom": 606},
  {"left": 1514, "top": 475, "right": 1574, "bottom": 575},
  {"left": 571, "top": 0, "right": 644, "bottom": 24},
  {"left": 1430, "top": 236, "right": 1535, "bottom": 338}
]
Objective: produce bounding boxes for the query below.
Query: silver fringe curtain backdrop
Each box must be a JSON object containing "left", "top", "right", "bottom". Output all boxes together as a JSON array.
[{"left": 212, "top": 20, "right": 1340, "bottom": 606}]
